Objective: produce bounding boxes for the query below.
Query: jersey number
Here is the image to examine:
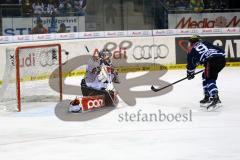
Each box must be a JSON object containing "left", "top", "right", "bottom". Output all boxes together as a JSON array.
[{"left": 195, "top": 44, "right": 208, "bottom": 55}]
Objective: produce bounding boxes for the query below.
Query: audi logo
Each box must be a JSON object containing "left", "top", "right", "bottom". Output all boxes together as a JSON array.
[
  {"left": 40, "top": 49, "right": 59, "bottom": 67},
  {"left": 39, "top": 49, "right": 69, "bottom": 67},
  {"left": 132, "top": 44, "right": 169, "bottom": 60}
]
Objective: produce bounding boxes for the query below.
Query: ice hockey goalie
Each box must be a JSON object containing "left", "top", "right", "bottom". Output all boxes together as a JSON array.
[{"left": 69, "top": 49, "right": 119, "bottom": 113}]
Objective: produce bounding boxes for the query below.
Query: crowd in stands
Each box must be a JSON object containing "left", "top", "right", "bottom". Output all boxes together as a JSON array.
[
  {"left": 164, "top": 0, "right": 231, "bottom": 12},
  {"left": 0, "top": 0, "right": 238, "bottom": 17},
  {"left": 26, "top": 0, "right": 87, "bottom": 16},
  {"left": 0, "top": 0, "right": 87, "bottom": 17}
]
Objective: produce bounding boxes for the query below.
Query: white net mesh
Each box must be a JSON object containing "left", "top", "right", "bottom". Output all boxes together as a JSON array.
[{"left": 0, "top": 44, "right": 62, "bottom": 112}]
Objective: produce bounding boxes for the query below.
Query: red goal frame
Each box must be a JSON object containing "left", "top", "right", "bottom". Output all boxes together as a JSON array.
[{"left": 15, "top": 44, "right": 63, "bottom": 112}]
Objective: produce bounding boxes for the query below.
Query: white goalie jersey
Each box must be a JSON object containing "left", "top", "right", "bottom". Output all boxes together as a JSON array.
[
  {"left": 69, "top": 50, "right": 119, "bottom": 112},
  {"left": 84, "top": 57, "right": 114, "bottom": 91},
  {"left": 84, "top": 57, "right": 101, "bottom": 83}
]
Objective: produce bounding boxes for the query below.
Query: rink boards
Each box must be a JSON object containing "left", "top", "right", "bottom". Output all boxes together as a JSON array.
[{"left": 0, "top": 28, "right": 240, "bottom": 83}]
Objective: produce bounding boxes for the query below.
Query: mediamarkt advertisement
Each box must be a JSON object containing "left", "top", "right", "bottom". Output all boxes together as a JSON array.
[{"left": 168, "top": 12, "right": 240, "bottom": 29}]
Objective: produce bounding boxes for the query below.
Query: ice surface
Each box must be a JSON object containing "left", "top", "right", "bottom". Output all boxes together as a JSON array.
[{"left": 0, "top": 68, "right": 240, "bottom": 160}]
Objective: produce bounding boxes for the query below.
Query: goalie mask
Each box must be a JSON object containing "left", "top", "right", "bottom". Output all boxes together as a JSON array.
[
  {"left": 99, "top": 49, "right": 112, "bottom": 65},
  {"left": 99, "top": 49, "right": 112, "bottom": 58}
]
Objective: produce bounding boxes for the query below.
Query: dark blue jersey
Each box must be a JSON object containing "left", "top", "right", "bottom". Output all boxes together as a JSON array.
[{"left": 187, "top": 41, "right": 225, "bottom": 71}]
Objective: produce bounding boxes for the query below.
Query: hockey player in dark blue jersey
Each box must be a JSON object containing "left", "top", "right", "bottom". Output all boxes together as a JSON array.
[{"left": 186, "top": 35, "right": 226, "bottom": 111}]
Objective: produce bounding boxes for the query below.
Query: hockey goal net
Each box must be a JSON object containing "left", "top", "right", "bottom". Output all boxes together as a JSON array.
[{"left": 0, "top": 44, "right": 63, "bottom": 112}]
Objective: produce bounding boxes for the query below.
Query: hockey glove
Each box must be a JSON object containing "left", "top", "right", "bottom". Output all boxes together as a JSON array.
[
  {"left": 187, "top": 70, "right": 195, "bottom": 80},
  {"left": 91, "top": 67, "right": 101, "bottom": 74}
]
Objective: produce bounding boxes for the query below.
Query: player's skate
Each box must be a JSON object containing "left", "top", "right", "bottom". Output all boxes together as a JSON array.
[
  {"left": 200, "top": 94, "right": 210, "bottom": 107},
  {"left": 206, "top": 94, "right": 222, "bottom": 111}
]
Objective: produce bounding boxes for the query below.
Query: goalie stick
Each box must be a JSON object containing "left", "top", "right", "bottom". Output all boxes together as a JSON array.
[
  {"left": 101, "top": 66, "right": 119, "bottom": 107},
  {"left": 151, "top": 70, "right": 204, "bottom": 92},
  {"left": 106, "top": 86, "right": 119, "bottom": 107},
  {"left": 85, "top": 45, "right": 90, "bottom": 53}
]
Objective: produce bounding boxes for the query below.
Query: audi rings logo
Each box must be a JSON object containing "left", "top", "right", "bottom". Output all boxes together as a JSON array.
[
  {"left": 40, "top": 49, "right": 59, "bottom": 67},
  {"left": 132, "top": 44, "right": 169, "bottom": 60}
]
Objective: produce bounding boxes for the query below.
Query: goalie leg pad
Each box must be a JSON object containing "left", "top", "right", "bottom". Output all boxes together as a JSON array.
[
  {"left": 81, "top": 86, "right": 118, "bottom": 106},
  {"left": 81, "top": 95, "right": 105, "bottom": 111}
]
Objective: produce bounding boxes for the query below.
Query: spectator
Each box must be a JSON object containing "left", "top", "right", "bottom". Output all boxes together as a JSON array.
[
  {"left": 190, "top": 0, "right": 204, "bottom": 12},
  {"left": 204, "top": 0, "right": 229, "bottom": 10},
  {"left": 21, "top": 0, "right": 32, "bottom": 16},
  {"left": 203, "top": 0, "right": 210, "bottom": 9},
  {"left": 31, "top": 17, "right": 48, "bottom": 34},
  {"left": 209, "top": 0, "right": 217, "bottom": 9},
  {"left": 59, "top": 0, "right": 72, "bottom": 16},
  {"left": 43, "top": 0, "right": 59, "bottom": 15},
  {"left": 176, "top": 0, "right": 189, "bottom": 10},
  {"left": 32, "top": 0, "right": 44, "bottom": 15},
  {"left": 73, "top": 0, "right": 87, "bottom": 16},
  {"left": 57, "top": 23, "right": 69, "bottom": 33},
  {"left": 204, "top": 0, "right": 217, "bottom": 9},
  {"left": 219, "top": 0, "right": 228, "bottom": 9},
  {"left": 165, "top": 0, "right": 175, "bottom": 10}
]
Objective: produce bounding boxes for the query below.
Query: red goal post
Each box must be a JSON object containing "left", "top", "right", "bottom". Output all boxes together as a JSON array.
[{"left": 0, "top": 43, "right": 63, "bottom": 112}]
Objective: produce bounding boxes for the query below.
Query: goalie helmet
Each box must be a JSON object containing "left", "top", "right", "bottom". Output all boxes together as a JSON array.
[
  {"left": 99, "top": 49, "right": 112, "bottom": 58},
  {"left": 189, "top": 35, "right": 201, "bottom": 43}
]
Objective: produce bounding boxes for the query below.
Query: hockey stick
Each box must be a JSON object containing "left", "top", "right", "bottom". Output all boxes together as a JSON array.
[
  {"left": 105, "top": 89, "right": 118, "bottom": 107},
  {"left": 151, "top": 70, "right": 204, "bottom": 92},
  {"left": 101, "top": 66, "right": 119, "bottom": 107},
  {"left": 85, "top": 45, "right": 90, "bottom": 53}
]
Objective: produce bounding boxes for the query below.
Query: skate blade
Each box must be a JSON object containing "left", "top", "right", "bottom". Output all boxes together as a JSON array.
[
  {"left": 207, "top": 103, "right": 222, "bottom": 112},
  {"left": 200, "top": 103, "right": 210, "bottom": 108}
]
